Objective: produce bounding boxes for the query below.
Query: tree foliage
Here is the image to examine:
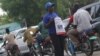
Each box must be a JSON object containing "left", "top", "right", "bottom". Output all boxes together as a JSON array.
[
  {"left": 0, "top": 15, "right": 12, "bottom": 25},
  {"left": 0, "top": 0, "right": 48, "bottom": 26},
  {"left": 0, "top": 0, "right": 98, "bottom": 26}
]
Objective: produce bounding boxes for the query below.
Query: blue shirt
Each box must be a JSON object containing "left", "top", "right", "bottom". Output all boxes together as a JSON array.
[{"left": 43, "top": 12, "right": 58, "bottom": 35}]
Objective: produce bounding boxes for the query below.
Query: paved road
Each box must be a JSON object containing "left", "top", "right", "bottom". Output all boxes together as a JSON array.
[
  {"left": 45, "top": 51, "right": 100, "bottom": 56},
  {"left": 39, "top": 51, "right": 100, "bottom": 56},
  {"left": 64, "top": 51, "right": 100, "bottom": 56},
  {"left": 1, "top": 51, "right": 100, "bottom": 56}
]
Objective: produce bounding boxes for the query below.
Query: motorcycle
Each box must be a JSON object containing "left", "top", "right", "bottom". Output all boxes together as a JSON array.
[
  {"left": 65, "top": 29, "right": 97, "bottom": 56},
  {"left": 40, "top": 40, "right": 54, "bottom": 56},
  {"left": 33, "top": 34, "right": 54, "bottom": 56},
  {"left": 7, "top": 44, "right": 21, "bottom": 56},
  {"left": 30, "top": 31, "right": 54, "bottom": 56}
]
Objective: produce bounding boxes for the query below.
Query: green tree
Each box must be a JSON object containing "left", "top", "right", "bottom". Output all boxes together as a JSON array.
[
  {"left": 0, "top": 15, "right": 12, "bottom": 25},
  {"left": 0, "top": 0, "right": 49, "bottom": 26},
  {"left": 0, "top": 0, "right": 97, "bottom": 26}
]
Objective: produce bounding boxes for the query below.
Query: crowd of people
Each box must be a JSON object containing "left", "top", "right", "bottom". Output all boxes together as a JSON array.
[{"left": 2, "top": 1, "right": 100, "bottom": 56}]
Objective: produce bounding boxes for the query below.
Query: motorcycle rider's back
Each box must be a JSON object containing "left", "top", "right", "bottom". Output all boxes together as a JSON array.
[{"left": 4, "top": 33, "right": 16, "bottom": 50}]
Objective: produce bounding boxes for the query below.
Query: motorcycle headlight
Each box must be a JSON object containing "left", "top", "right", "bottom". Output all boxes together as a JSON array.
[{"left": 30, "top": 31, "right": 34, "bottom": 35}]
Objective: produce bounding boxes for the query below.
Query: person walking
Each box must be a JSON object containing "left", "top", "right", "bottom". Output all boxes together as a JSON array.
[{"left": 43, "top": 2, "right": 65, "bottom": 56}]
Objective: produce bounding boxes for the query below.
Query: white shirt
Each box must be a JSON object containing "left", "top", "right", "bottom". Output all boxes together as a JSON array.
[
  {"left": 73, "top": 9, "right": 92, "bottom": 32},
  {"left": 4, "top": 33, "right": 16, "bottom": 45}
]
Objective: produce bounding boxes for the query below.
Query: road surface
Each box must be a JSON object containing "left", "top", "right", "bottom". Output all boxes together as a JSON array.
[
  {"left": 1, "top": 51, "right": 100, "bottom": 56},
  {"left": 64, "top": 51, "right": 100, "bottom": 56}
]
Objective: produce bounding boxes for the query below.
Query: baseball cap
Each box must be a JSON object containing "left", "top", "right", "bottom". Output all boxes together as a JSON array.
[{"left": 45, "top": 2, "right": 55, "bottom": 9}]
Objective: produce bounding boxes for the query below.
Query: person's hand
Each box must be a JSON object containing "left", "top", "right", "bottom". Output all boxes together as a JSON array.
[
  {"left": 1, "top": 45, "right": 5, "bottom": 48},
  {"left": 49, "top": 19, "right": 54, "bottom": 25}
]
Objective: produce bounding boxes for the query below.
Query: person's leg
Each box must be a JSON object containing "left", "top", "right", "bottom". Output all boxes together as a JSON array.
[
  {"left": 36, "top": 34, "right": 43, "bottom": 49},
  {"left": 50, "top": 34, "right": 64, "bottom": 56},
  {"left": 27, "top": 44, "right": 32, "bottom": 56},
  {"left": 5, "top": 44, "right": 11, "bottom": 56},
  {"left": 67, "top": 29, "right": 80, "bottom": 47},
  {"left": 50, "top": 34, "right": 57, "bottom": 56},
  {"left": 58, "top": 35, "right": 65, "bottom": 56}
]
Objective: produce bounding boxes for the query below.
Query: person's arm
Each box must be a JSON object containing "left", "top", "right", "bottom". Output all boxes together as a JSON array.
[
  {"left": 23, "top": 32, "right": 27, "bottom": 42},
  {"left": 65, "top": 22, "right": 71, "bottom": 31},
  {"left": 65, "top": 16, "right": 73, "bottom": 31},
  {"left": 44, "top": 19, "right": 54, "bottom": 28},
  {"left": 33, "top": 22, "right": 41, "bottom": 36},
  {"left": 2, "top": 41, "right": 6, "bottom": 47},
  {"left": 87, "top": 10, "right": 93, "bottom": 24},
  {"left": 2, "top": 36, "right": 7, "bottom": 47},
  {"left": 72, "top": 13, "right": 78, "bottom": 29},
  {"left": 66, "top": 23, "right": 77, "bottom": 30}
]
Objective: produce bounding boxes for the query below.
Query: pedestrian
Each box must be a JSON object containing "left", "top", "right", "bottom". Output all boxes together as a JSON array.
[{"left": 43, "top": 2, "right": 65, "bottom": 56}]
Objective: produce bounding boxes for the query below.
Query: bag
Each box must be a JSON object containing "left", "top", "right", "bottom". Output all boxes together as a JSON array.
[{"left": 54, "top": 16, "right": 66, "bottom": 35}]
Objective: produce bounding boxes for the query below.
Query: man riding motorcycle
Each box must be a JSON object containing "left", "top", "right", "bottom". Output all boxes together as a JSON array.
[
  {"left": 66, "top": 4, "right": 93, "bottom": 48},
  {"left": 33, "top": 21, "right": 51, "bottom": 50},
  {"left": 66, "top": 4, "right": 100, "bottom": 49},
  {"left": 23, "top": 18, "right": 50, "bottom": 55},
  {"left": 23, "top": 26, "right": 37, "bottom": 53},
  {"left": 3, "top": 28, "right": 19, "bottom": 56}
]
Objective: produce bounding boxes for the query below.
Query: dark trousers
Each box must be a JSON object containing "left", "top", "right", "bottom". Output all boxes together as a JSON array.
[
  {"left": 50, "top": 34, "right": 65, "bottom": 56},
  {"left": 27, "top": 44, "right": 32, "bottom": 52}
]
